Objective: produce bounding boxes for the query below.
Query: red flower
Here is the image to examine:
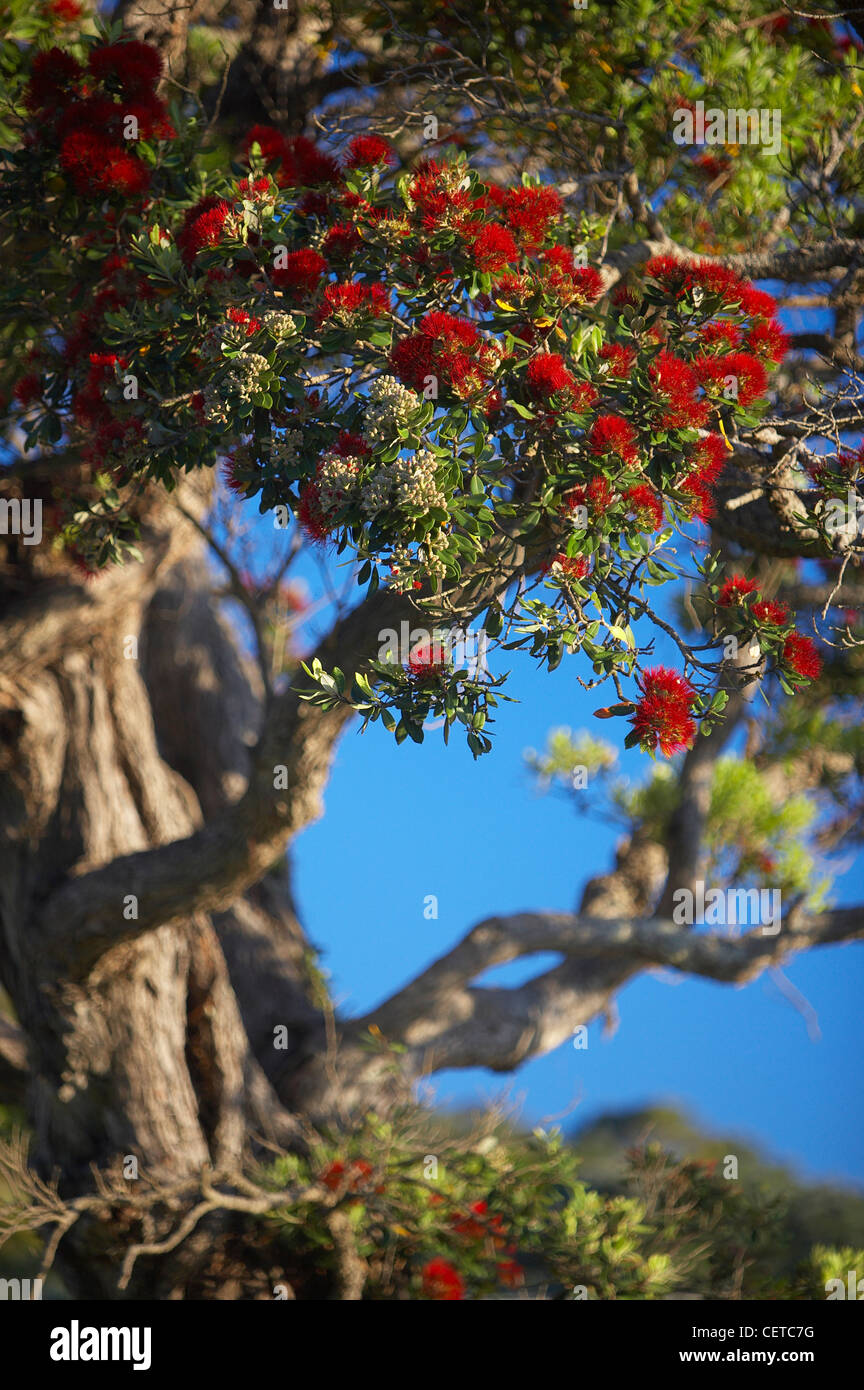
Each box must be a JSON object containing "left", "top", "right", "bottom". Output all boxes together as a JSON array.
[
  {"left": 450, "top": 1199, "right": 507, "bottom": 1243},
  {"left": 389, "top": 334, "right": 435, "bottom": 390},
  {"left": 630, "top": 666, "right": 697, "bottom": 757},
  {"left": 497, "top": 1259, "right": 524, "bottom": 1288},
  {"left": 650, "top": 350, "right": 708, "bottom": 429},
  {"left": 25, "top": 47, "right": 84, "bottom": 111},
  {"left": 782, "top": 632, "right": 822, "bottom": 680},
  {"left": 56, "top": 94, "right": 122, "bottom": 139},
  {"left": 542, "top": 247, "right": 604, "bottom": 305},
  {"left": 407, "top": 641, "right": 447, "bottom": 677},
  {"left": 223, "top": 453, "right": 251, "bottom": 495},
  {"left": 344, "top": 134, "right": 396, "bottom": 168},
  {"left": 694, "top": 152, "right": 730, "bottom": 179},
  {"left": 322, "top": 222, "right": 361, "bottom": 259},
  {"left": 422, "top": 310, "right": 480, "bottom": 350},
  {"left": 546, "top": 552, "right": 590, "bottom": 581},
  {"left": 752, "top": 599, "right": 789, "bottom": 626},
  {"left": 297, "top": 482, "right": 330, "bottom": 542},
  {"left": 271, "top": 247, "right": 327, "bottom": 296},
  {"left": 223, "top": 307, "right": 259, "bottom": 337},
  {"left": 460, "top": 222, "right": 519, "bottom": 273},
  {"left": 88, "top": 40, "right": 162, "bottom": 98},
  {"left": 176, "top": 197, "right": 233, "bottom": 264},
  {"left": 237, "top": 175, "right": 272, "bottom": 198},
  {"left": 746, "top": 320, "right": 789, "bottom": 364},
  {"left": 13, "top": 375, "right": 41, "bottom": 408},
  {"left": 690, "top": 432, "right": 727, "bottom": 484},
  {"left": 697, "top": 321, "right": 742, "bottom": 351},
  {"left": 690, "top": 263, "right": 747, "bottom": 306},
  {"left": 645, "top": 256, "right": 749, "bottom": 312},
  {"left": 526, "top": 353, "right": 574, "bottom": 399},
  {"left": 564, "top": 477, "right": 614, "bottom": 518},
  {"left": 680, "top": 472, "right": 715, "bottom": 521},
  {"left": 626, "top": 484, "right": 664, "bottom": 530},
  {"left": 279, "top": 135, "right": 341, "bottom": 189},
  {"left": 422, "top": 1258, "right": 464, "bottom": 1301},
  {"left": 125, "top": 94, "right": 175, "bottom": 141},
  {"left": 739, "top": 285, "right": 778, "bottom": 321},
  {"left": 718, "top": 575, "right": 758, "bottom": 606},
  {"left": 391, "top": 312, "right": 494, "bottom": 399},
  {"left": 331, "top": 430, "right": 370, "bottom": 457},
  {"left": 244, "top": 124, "right": 289, "bottom": 165},
  {"left": 499, "top": 185, "right": 562, "bottom": 248},
  {"left": 695, "top": 350, "right": 768, "bottom": 407},
  {"left": 643, "top": 254, "right": 694, "bottom": 299},
  {"left": 59, "top": 131, "right": 150, "bottom": 197},
  {"left": 808, "top": 444, "right": 864, "bottom": 486},
  {"left": 589, "top": 414, "right": 638, "bottom": 464},
  {"left": 318, "top": 281, "right": 389, "bottom": 322},
  {"left": 47, "top": 0, "right": 83, "bottom": 21},
  {"left": 320, "top": 1159, "right": 374, "bottom": 1192},
  {"left": 600, "top": 343, "right": 636, "bottom": 377},
  {"left": 408, "top": 160, "right": 472, "bottom": 230}
]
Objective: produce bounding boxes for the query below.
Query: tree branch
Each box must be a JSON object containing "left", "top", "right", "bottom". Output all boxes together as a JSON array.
[
  {"left": 0, "top": 1018, "right": 29, "bottom": 1106},
  {"left": 37, "top": 586, "right": 413, "bottom": 971},
  {"left": 354, "top": 907, "right": 864, "bottom": 1074}
]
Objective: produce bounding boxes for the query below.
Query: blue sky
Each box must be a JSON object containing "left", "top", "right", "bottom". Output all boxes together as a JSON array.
[{"left": 281, "top": 567, "right": 864, "bottom": 1188}]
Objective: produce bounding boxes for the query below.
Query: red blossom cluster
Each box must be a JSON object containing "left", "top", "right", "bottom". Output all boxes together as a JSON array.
[
  {"left": 526, "top": 352, "right": 596, "bottom": 413},
  {"left": 176, "top": 198, "right": 237, "bottom": 265},
  {"left": 540, "top": 246, "right": 605, "bottom": 307},
  {"left": 650, "top": 350, "right": 709, "bottom": 429},
  {"left": 271, "top": 247, "right": 328, "bottom": 296},
  {"left": 716, "top": 575, "right": 823, "bottom": 681},
  {"left": 626, "top": 483, "right": 664, "bottom": 531},
  {"left": 589, "top": 413, "right": 639, "bottom": 465},
  {"left": 418, "top": 1195, "right": 524, "bottom": 1299},
  {"left": 421, "top": 1257, "right": 464, "bottom": 1300},
  {"left": 564, "top": 475, "right": 615, "bottom": 522},
  {"left": 25, "top": 41, "right": 173, "bottom": 198},
  {"left": 295, "top": 432, "right": 371, "bottom": 542},
  {"left": 718, "top": 574, "right": 758, "bottom": 606},
  {"left": 807, "top": 442, "right": 864, "bottom": 488},
  {"left": 678, "top": 431, "right": 728, "bottom": 522},
  {"left": 407, "top": 641, "right": 448, "bottom": 677},
  {"left": 243, "top": 125, "right": 341, "bottom": 190},
  {"left": 782, "top": 631, "right": 823, "bottom": 680},
  {"left": 320, "top": 1159, "right": 377, "bottom": 1192},
  {"left": 344, "top": 134, "right": 396, "bottom": 169},
  {"left": 45, "top": 0, "right": 84, "bottom": 22},
  {"left": 225, "top": 306, "right": 261, "bottom": 336},
  {"left": 485, "top": 183, "right": 563, "bottom": 251},
  {"left": 600, "top": 342, "right": 637, "bottom": 377},
  {"left": 318, "top": 280, "right": 389, "bottom": 324},
  {"left": 630, "top": 666, "right": 697, "bottom": 757},
  {"left": 545, "top": 553, "right": 591, "bottom": 580},
  {"left": 390, "top": 311, "right": 500, "bottom": 402}
]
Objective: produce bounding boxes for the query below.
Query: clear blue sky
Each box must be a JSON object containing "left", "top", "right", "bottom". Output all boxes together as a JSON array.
[{"left": 287, "top": 623, "right": 864, "bottom": 1188}]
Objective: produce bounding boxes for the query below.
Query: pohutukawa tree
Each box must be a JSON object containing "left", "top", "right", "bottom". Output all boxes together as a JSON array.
[{"left": 0, "top": 0, "right": 862, "bottom": 1299}]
